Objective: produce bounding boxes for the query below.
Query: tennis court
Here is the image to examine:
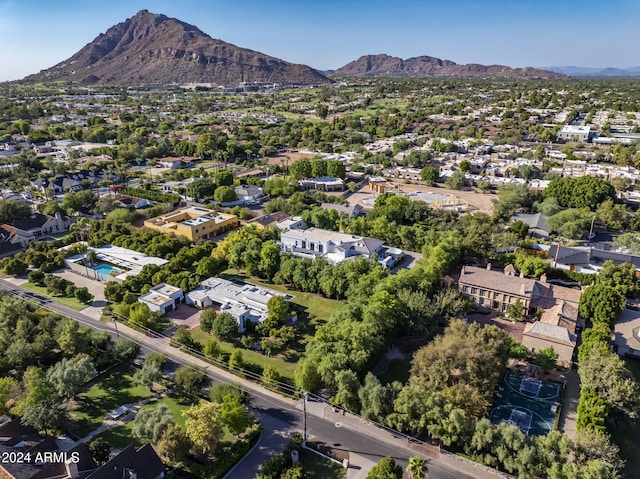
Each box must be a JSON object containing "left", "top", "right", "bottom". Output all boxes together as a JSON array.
[{"left": 489, "top": 369, "right": 561, "bottom": 436}]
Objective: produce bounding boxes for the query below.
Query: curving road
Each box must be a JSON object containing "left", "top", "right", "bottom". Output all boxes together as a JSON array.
[{"left": 1, "top": 278, "right": 493, "bottom": 479}]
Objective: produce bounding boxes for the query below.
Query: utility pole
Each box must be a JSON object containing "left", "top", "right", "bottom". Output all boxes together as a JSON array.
[{"left": 302, "top": 392, "right": 308, "bottom": 446}]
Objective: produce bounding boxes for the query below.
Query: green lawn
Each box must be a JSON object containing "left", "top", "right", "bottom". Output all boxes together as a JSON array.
[
  {"left": 22, "top": 281, "right": 88, "bottom": 311},
  {"left": 96, "top": 395, "right": 198, "bottom": 450},
  {"left": 616, "top": 358, "right": 640, "bottom": 477},
  {"left": 191, "top": 327, "right": 298, "bottom": 380},
  {"left": 301, "top": 448, "right": 345, "bottom": 479},
  {"left": 70, "top": 366, "right": 155, "bottom": 438}
]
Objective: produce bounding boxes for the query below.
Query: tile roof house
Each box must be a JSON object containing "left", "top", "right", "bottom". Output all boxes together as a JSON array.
[
  {"left": 248, "top": 211, "right": 290, "bottom": 229},
  {"left": 458, "top": 265, "right": 583, "bottom": 366},
  {"left": 514, "top": 213, "right": 552, "bottom": 238}
]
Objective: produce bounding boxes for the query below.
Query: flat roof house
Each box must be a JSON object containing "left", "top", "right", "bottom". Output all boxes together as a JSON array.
[
  {"left": 138, "top": 283, "right": 183, "bottom": 314},
  {"left": 185, "top": 277, "right": 290, "bottom": 332},
  {"left": 144, "top": 206, "right": 238, "bottom": 241}
]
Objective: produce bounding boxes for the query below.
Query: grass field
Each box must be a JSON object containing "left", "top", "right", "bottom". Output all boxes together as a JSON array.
[
  {"left": 22, "top": 281, "right": 88, "bottom": 311},
  {"left": 70, "top": 366, "right": 154, "bottom": 438},
  {"left": 301, "top": 449, "right": 345, "bottom": 479}
]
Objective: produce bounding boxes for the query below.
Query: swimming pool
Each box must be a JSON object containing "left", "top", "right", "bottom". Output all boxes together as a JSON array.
[{"left": 94, "top": 264, "right": 120, "bottom": 278}]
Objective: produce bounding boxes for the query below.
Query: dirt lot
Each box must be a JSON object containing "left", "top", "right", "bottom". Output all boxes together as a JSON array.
[
  {"left": 265, "top": 152, "right": 318, "bottom": 166},
  {"left": 384, "top": 180, "right": 495, "bottom": 213}
]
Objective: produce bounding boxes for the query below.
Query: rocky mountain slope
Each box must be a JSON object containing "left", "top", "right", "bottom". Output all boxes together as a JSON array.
[
  {"left": 335, "top": 54, "right": 565, "bottom": 79},
  {"left": 30, "top": 10, "right": 330, "bottom": 86}
]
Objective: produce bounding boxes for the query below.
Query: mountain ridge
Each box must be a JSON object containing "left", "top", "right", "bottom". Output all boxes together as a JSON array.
[
  {"left": 540, "top": 65, "right": 640, "bottom": 77},
  {"left": 334, "top": 54, "right": 566, "bottom": 79},
  {"left": 29, "top": 9, "right": 330, "bottom": 86}
]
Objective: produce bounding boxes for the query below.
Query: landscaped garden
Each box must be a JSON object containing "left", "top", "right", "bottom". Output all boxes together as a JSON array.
[{"left": 69, "top": 365, "right": 154, "bottom": 438}]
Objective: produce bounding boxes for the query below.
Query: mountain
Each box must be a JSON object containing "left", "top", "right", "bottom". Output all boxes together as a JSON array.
[
  {"left": 542, "top": 65, "right": 640, "bottom": 77},
  {"left": 335, "top": 54, "right": 565, "bottom": 79},
  {"left": 29, "top": 10, "right": 330, "bottom": 86}
]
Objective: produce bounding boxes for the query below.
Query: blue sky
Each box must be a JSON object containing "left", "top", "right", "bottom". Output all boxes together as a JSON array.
[{"left": 1, "top": 0, "right": 638, "bottom": 82}]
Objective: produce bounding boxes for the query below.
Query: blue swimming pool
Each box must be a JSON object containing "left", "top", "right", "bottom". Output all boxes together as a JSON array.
[{"left": 94, "top": 264, "right": 120, "bottom": 279}]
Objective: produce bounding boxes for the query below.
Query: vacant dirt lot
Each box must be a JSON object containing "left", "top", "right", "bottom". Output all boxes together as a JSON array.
[{"left": 384, "top": 179, "right": 495, "bottom": 213}]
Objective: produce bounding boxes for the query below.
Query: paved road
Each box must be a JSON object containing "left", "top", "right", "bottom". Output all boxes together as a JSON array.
[{"left": 1, "top": 278, "right": 496, "bottom": 479}]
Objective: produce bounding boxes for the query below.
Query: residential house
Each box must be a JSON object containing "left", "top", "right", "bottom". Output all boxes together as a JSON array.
[
  {"left": 320, "top": 202, "right": 364, "bottom": 218},
  {"left": 138, "top": 283, "right": 184, "bottom": 314},
  {"left": 114, "top": 194, "right": 153, "bottom": 210},
  {"left": 276, "top": 216, "right": 307, "bottom": 231},
  {"left": 557, "top": 125, "right": 592, "bottom": 142},
  {"left": 1, "top": 212, "right": 72, "bottom": 249},
  {"left": 248, "top": 211, "right": 290, "bottom": 229},
  {"left": 86, "top": 444, "right": 165, "bottom": 479},
  {"left": 522, "top": 322, "right": 577, "bottom": 367},
  {"left": 186, "top": 277, "right": 290, "bottom": 332},
  {"left": 299, "top": 176, "right": 344, "bottom": 192},
  {"left": 548, "top": 244, "right": 640, "bottom": 274},
  {"left": 157, "top": 157, "right": 185, "bottom": 169},
  {"left": 234, "top": 185, "right": 266, "bottom": 204},
  {"left": 0, "top": 419, "right": 98, "bottom": 479},
  {"left": 458, "top": 265, "right": 583, "bottom": 366},
  {"left": 514, "top": 213, "right": 552, "bottom": 238},
  {"left": 144, "top": 206, "right": 238, "bottom": 241},
  {"left": 280, "top": 226, "right": 389, "bottom": 266}
]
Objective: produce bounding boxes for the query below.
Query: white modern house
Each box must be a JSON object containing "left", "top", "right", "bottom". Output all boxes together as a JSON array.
[
  {"left": 138, "top": 283, "right": 184, "bottom": 314},
  {"left": 185, "top": 277, "right": 291, "bottom": 332},
  {"left": 280, "top": 226, "right": 388, "bottom": 265}
]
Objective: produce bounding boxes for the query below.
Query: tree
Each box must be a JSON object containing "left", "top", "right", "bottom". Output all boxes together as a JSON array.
[
  {"left": 0, "top": 199, "right": 32, "bottom": 224},
  {"left": 507, "top": 299, "right": 524, "bottom": 320},
  {"left": 445, "top": 170, "right": 465, "bottom": 190},
  {"left": 56, "top": 320, "right": 88, "bottom": 357},
  {"left": 332, "top": 369, "right": 361, "bottom": 412},
  {"left": 214, "top": 169, "right": 234, "bottom": 186},
  {"left": 133, "top": 361, "right": 163, "bottom": 391},
  {"left": 229, "top": 349, "right": 244, "bottom": 372},
  {"left": 3, "top": 258, "right": 27, "bottom": 275},
  {"left": 294, "top": 357, "right": 321, "bottom": 392},
  {"left": 88, "top": 438, "right": 111, "bottom": 465},
  {"left": 186, "top": 178, "right": 216, "bottom": 201},
  {"left": 0, "top": 377, "right": 19, "bottom": 415},
  {"left": 182, "top": 401, "right": 224, "bottom": 455},
  {"left": 156, "top": 423, "right": 191, "bottom": 463},
  {"left": 74, "top": 287, "right": 94, "bottom": 305},
  {"left": 289, "top": 159, "right": 312, "bottom": 180},
  {"left": 366, "top": 456, "right": 403, "bottom": 479},
  {"left": 407, "top": 456, "right": 429, "bottom": 479},
  {"left": 420, "top": 166, "right": 439, "bottom": 186},
  {"left": 262, "top": 364, "right": 281, "bottom": 388},
  {"left": 266, "top": 295, "right": 289, "bottom": 326},
  {"left": 514, "top": 254, "right": 548, "bottom": 279},
  {"left": 21, "top": 398, "right": 65, "bottom": 435},
  {"left": 597, "top": 260, "right": 639, "bottom": 298},
  {"left": 175, "top": 366, "right": 206, "bottom": 395},
  {"left": 46, "top": 356, "right": 96, "bottom": 399},
  {"left": 200, "top": 309, "right": 217, "bottom": 334},
  {"left": 220, "top": 393, "right": 252, "bottom": 435},
  {"left": 214, "top": 185, "right": 237, "bottom": 204},
  {"left": 327, "top": 160, "right": 346, "bottom": 179},
  {"left": 259, "top": 241, "right": 281, "bottom": 280},
  {"left": 132, "top": 404, "right": 174, "bottom": 444},
  {"left": 596, "top": 199, "right": 628, "bottom": 231},
  {"left": 533, "top": 347, "right": 557, "bottom": 371},
  {"left": 204, "top": 338, "right": 222, "bottom": 359},
  {"left": 112, "top": 338, "right": 140, "bottom": 361},
  {"left": 579, "top": 284, "right": 625, "bottom": 328},
  {"left": 211, "top": 312, "right": 238, "bottom": 341}
]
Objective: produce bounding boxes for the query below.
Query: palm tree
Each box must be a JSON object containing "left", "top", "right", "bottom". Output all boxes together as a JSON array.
[
  {"left": 86, "top": 250, "right": 98, "bottom": 268},
  {"left": 406, "top": 456, "right": 429, "bottom": 479}
]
